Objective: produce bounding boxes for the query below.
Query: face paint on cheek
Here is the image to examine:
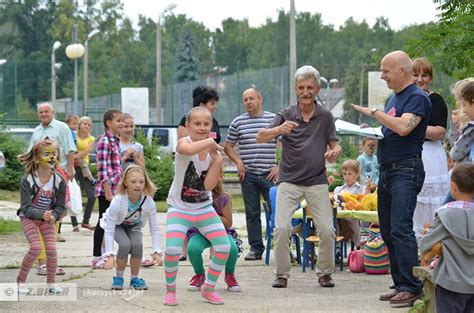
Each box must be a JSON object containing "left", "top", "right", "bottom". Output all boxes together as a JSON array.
[{"left": 39, "top": 147, "right": 58, "bottom": 169}]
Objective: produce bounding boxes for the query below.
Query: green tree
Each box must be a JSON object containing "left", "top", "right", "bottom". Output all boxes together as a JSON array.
[
  {"left": 406, "top": 0, "right": 473, "bottom": 78},
  {"left": 175, "top": 27, "right": 199, "bottom": 82}
]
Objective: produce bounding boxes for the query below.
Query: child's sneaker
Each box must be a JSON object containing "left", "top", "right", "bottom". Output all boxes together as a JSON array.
[
  {"left": 18, "top": 283, "right": 30, "bottom": 295},
  {"left": 130, "top": 277, "right": 148, "bottom": 290},
  {"left": 111, "top": 276, "right": 124, "bottom": 290},
  {"left": 224, "top": 273, "right": 241, "bottom": 292},
  {"left": 48, "top": 284, "right": 63, "bottom": 294},
  {"left": 200, "top": 288, "right": 224, "bottom": 305},
  {"left": 163, "top": 292, "right": 177, "bottom": 306},
  {"left": 91, "top": 178, "right": 97, "bottom": 186},
  {"left": 187, "top": 273, "right": 205, "bottom": 291}
]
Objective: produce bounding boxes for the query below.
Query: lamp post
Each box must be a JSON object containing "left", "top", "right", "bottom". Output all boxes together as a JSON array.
[
  {"left": 65, "top": 24, "right": 84, "bottom": 115},
  {"left": 51, "top": 41, "right": 61, "bottom": 105},
  {"left": 156, "top": 3, "right": 177, "bottom": 124},
  {"left": 83, "top": 29, "right": 100, "bottom": 116},
  {"left": 0, "top": 59, "right": 6, "bottom": 115},
  {"left": 289, "top": 0, "right": 297, "bottom": 104}
]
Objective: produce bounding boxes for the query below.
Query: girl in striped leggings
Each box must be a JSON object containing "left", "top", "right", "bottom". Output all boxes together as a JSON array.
[
  {"left": 164, "top": 107, "right": 230, "bottom": 306},
  {"left": 16, "top": 138, "right": 66, "bottom": 294}
]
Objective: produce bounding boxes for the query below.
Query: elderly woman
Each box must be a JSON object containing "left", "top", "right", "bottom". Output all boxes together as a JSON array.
[
  {"left": 411, "top": 57, "right": 449, "bottom": 239},
  {"left": 74, "top": 116, "right": 97, "bottom": 230}
]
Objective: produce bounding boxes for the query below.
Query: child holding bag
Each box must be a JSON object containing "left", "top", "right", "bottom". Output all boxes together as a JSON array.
[
  {"left": 101, "top": 165, "right": 163, "bottom": 290},
  {"left": 16, "top": 138, "right": 66, "bottom": 294}
]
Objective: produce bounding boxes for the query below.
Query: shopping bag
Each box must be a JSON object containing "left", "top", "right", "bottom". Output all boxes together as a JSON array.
[
  {"left": 364, "top": 236, "right": 389, "bottom": 275},
  {"left": 348, "top": 248, "right": 366, "bottom": 273},
  {"left": 68, "top": 179, "right": 83, "bottom": 216}
]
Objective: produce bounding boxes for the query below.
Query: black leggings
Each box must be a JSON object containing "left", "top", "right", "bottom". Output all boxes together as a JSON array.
[{"left": 93, "top": 196, "right": 110, "bottom": 257}]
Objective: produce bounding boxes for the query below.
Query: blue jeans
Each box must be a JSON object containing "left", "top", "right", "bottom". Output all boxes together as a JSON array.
[
  {"left": 241, "top": 171, "right": 274, "bottom": 254},
  {"left": 378, "top": 157, "right": 424, "bottom": 294}
]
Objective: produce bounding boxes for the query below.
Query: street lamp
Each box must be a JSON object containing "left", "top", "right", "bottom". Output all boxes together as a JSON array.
[
  {"left": 65, "top": 24, "right": 84, "bottom": 115},
  {"left": 83, "top": 29, "right": 100, "bottom": 116},
  {"left": 289, "top": 0, "right": 296, "bottom": 104},
  {"left": 156, "top": 3, "right": 177, "bottom": 124},
  {"left": 51, "top": 41, "right": 61, "bottom": 105}
]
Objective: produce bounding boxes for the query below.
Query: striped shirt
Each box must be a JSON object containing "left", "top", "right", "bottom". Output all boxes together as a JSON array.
[
  {"left": 226, "top": 111, "right": 277, "bottom": 175},
  {"left": 95, "top": 131, "right": 122, "bottom": 197},
  {"left": 32, "top": 175, "right": 54, "bottom": 212}
]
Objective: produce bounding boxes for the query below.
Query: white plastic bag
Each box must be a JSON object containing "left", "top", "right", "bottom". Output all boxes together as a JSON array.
[{"left": 68, "top": 179, "right": 83, "bottom": 216}]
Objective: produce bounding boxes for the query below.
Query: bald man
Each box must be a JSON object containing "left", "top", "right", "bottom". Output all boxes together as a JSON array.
[
  {"left": 28, "top": 103, "right": 77, "bottom": 180},
  {"left": 352, "top": 51, "right": 431, "bottom": 308}
]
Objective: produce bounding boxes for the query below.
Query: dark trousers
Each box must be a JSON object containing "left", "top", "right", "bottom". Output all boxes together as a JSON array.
[
  {"left": 378, "top": 157, "right": 424, "bottom": 294},
  {"left": 93, "top": 196, "right": 110, "bottom": 257},
  {"left": 74, "top": 165, "right": 96, "bottom": 225},
  {"left": 240, "top": 171, "right": 274, "bottom": 254},
  {"left": 436, "top": 285, "right": 474, "bottom": 313}
]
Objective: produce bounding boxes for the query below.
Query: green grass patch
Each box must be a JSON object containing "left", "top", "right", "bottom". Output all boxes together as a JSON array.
[
  {"left": 0, "top": 217, "right": 22, "bottom": 234},
  {"left": 0, "top": 189, "right": 20, "bottom": 202}
]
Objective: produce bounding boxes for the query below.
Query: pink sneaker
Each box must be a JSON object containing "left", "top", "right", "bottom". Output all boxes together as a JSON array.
[
  {"left": 187, "top": 273, "right": 205, "bottom": 291},
  {"left": 163, "top": 292, "right": 177, "bottom": 306},
  {"left": 201, "top": 288, "right": 224, "bottom": 305},
  {"left": 225, "top": 273, "right": 241, "bottom": 292}
]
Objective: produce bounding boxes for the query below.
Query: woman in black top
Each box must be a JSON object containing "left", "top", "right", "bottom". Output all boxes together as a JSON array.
[
  {"left": 411, "top": 57, "right": 449, "bottom": 239},
  {"left": 177, "top": 86, "right": 221, "bottom": 143}
]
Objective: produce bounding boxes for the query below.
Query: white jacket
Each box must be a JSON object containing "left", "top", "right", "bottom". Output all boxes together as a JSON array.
[{"left": 100, "top": 193, "right": 162, "bottom": 257}]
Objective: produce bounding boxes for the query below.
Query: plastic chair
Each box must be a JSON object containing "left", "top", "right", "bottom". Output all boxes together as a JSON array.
[
  {"left": 301, "top": 206, "right": 346, "bottom": 272},
  {"left": 263, "top": 186, "right": 301, "bottom": 265}
]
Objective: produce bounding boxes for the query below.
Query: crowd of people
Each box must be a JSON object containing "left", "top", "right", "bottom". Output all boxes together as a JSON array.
[{"left": 13, "top": 50, "right": 473, "bottom": 310}]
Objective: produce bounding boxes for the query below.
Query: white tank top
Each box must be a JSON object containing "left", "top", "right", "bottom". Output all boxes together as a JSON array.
[{"left": 167, "top": 137, "right": 213, "bottom": 210}]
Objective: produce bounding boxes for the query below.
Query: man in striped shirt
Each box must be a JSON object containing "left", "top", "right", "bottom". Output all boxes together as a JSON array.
[{"left": 224, "top": 86, "right": 278, "bottom": 261}]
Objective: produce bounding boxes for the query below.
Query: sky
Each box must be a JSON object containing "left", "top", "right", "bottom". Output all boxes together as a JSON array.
[{"left": 121, "top": 0, "right": 440, "bottom": 31}]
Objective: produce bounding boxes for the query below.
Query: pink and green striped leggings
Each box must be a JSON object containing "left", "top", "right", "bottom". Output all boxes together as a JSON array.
[{"left": 164, "top": 205, "right": 230, "bottom": 292}]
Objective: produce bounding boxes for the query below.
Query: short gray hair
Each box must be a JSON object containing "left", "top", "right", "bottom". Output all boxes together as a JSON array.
[
  {"left": 294, "top": 65, "right": 321, "bottom": 85},
  {"left": 37, "top": 102, "right": 54, "bottom": 112}
]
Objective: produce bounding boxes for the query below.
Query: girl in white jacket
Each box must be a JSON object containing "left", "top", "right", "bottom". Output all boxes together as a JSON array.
[{"left": 100, "top": 165, "right": 163, "bottom": 290}]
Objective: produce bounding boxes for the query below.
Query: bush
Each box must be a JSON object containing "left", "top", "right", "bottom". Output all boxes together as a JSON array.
[
  {"left": 0, "top": 133, "right": 26, "bottom": 190},
  {"left": 135, "top": 129, "right": 174, "bottom": 201}
]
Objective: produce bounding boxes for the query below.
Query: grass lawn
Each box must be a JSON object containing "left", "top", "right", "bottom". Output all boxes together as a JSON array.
[
  {"left": 0, "top": 189, "right": 246, "bottom": 214},
  {"left": 0, "top": 218, "right": 22, "bottom": 234}
]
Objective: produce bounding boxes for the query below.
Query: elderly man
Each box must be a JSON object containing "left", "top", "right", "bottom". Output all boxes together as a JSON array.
[
  {"left": 29, "top": 103, "right": 76, "bottom": 180},
  {"left": 352, "top": 50, "right": 431, "bottom": 307},
  {"left": 257, "top": 65, "right": 341, "bottom": 288},
  {"left": 224, "top": 86, "right": 278, "bottom": 260}
]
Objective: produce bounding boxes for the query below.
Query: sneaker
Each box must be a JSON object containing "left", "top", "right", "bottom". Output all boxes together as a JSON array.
[
  {"left": 73, "top": 226, "right": 80, "bottom": 232},
  {"left": 187, "top": 273, "right": 205, "bottom": 291},
  {"left": 49, "top": 284, "right": 63, "bottom": 294},
  {"left": 111, "top": 276, "right": 124, "bottom": 290},
  {"left": 81, "top": 223, "right": 95, "bottom": 231},
  {"left": 91, "top": 179, "right": 97, "bottom": 186},
  {"left": 18, "top": 283, "right": 30, "bottom": 295},
  {"left": 130, "top": 277, "right": 148, "bottom": 290},
  {"left": 163, "top": 292, "right": 177, "bottom": 306},
  {"left": 224, "top": 273, "right": 241, "bottom": 292},
  {"left": 201, "top": 288, "right": 224, "bottom": 305},
  {"left": 56, "top": 234, "right": 66, "bottom": 242},
  {"left": 179, "top": 254, "right": 187, "bottom": 261}
]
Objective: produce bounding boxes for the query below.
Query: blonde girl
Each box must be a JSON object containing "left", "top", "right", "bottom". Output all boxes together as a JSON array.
[
  {"left": 119, "top": 113, "right": 145, "bottom": 170},
  {"left": 16, "top": 138, "right": 66, "bottom": 294},
  {"left": 164, "top": 107, "right": 230, "bottom": 306},
  {"left": 101, "top": 165, "right": 163, "bottom": 290}
]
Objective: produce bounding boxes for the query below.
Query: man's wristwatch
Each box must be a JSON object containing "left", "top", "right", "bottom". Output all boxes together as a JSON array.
[{"left": 371, "top": 107, "right": 379, "bottom": 117}]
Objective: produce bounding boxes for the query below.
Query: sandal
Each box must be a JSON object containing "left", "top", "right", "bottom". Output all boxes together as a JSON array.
[
  {"left": 92, "top": 256, "right": 106, "bottom": 269},
  {"left": 37, "top": 264, "right": 66, "bottom": 276},
  {"left": 141, "top": 258, "right": 155, "bottom": 267}
]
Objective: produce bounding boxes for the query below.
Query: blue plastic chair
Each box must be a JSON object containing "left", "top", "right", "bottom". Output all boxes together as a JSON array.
[{"left": 264, "top": 186, "right": 301, "bottom": 265}]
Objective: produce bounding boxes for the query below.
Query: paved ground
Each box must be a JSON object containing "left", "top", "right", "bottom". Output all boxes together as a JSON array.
[{"left": 0, "top": 200, "right": 408, "bottom": 312}]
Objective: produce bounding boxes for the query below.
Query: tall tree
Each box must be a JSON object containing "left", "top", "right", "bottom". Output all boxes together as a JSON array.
[
  {"left": 175, "top": 26, "right": 199, "bottom": 82},
  {"left": 406, "top": 0, "right": 473, "bottom": 78}
]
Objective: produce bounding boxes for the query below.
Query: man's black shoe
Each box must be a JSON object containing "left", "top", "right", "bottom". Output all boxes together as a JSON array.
[{"left": 244, "top": 251, "right": 262, "bottom": 261}]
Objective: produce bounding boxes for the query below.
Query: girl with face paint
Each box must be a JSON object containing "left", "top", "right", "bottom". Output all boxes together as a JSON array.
[{"left": 16, "top": 138, "right": 67, "bottom": 294}]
